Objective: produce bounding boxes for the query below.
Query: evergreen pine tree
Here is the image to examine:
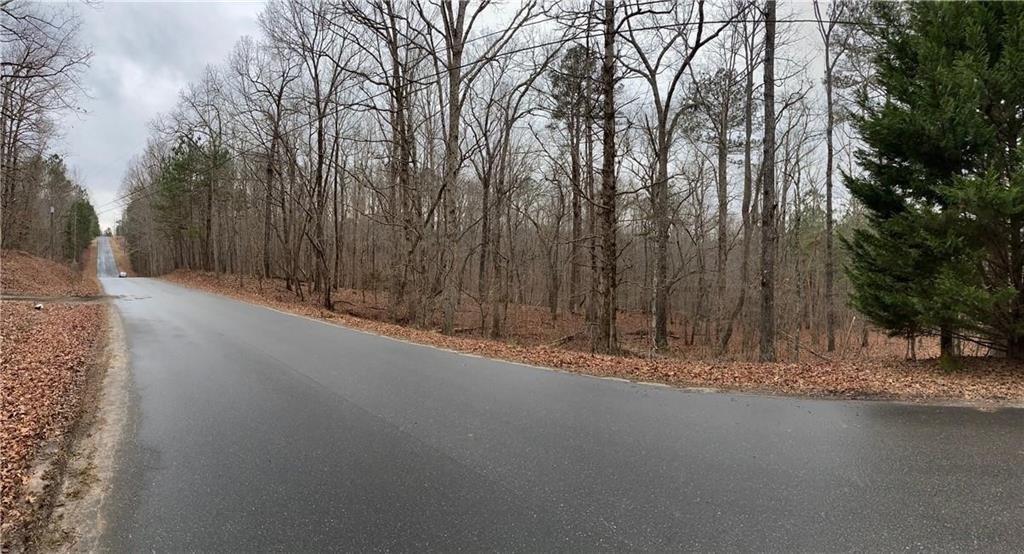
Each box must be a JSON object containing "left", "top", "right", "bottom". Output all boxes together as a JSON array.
[
  {"left": 63, "top": 197, "right": 100, "bottom": 261},
  {"left": 846, "top": 1, "right": 1024, "bottom": 358}
]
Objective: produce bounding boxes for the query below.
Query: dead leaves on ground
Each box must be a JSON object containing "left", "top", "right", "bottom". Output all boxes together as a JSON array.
[
  {"left": 1, "top": 249, "right": 100, "bottom": 297},
  {"left": 0, "top": 248, "right": 106, "bottom": 544},
  {"left": 165, "top": 270, "right": 1024, "bottom": 404}
]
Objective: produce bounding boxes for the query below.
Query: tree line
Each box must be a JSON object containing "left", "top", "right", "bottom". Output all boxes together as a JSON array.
[
  {"left": 1, "top": 1, "right": 98, "bottom": 262},
  {"left": 113, "top": 0, "right": 1024, "bottom": 361}
]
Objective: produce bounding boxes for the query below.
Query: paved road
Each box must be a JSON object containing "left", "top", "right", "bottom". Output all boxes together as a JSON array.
[
  {"left": 96, "top": 235, "right": 120, "bottom": 278},
  {"left": 94, "top": 237, "right": 1024, "bottom": 551}
]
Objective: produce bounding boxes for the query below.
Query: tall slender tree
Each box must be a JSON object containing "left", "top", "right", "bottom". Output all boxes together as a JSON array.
[
  {"left": 814, "top": 0, "right": 853, "bottom": 353},
  {"left": 758, "top": 0, "right": 777, "bottom": 362}
]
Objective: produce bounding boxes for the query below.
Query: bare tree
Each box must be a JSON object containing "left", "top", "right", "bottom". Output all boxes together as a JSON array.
[
  {"left": 263, "top": 0, "right": 354, "bottom": 309},
  {"left": 758, "top": 0, "right": 777, "bottom": 362},
  {"left": 717, "top": 10, "right": 762, "bottom": 354},
  {"left": 814, "top": 0, "right": 853, "bottom": 353},
  {"left": 112, "top": 0, "right": 887, "bottom": 364},
  {"left": 689, "top": 23, "right": 746, "bottom": 351},
  {"left": 620, "top": 0, "right": 745, "bottom": 352},
  {"left": 229, "top": 36, "right": 300, "bottom": 280},
  {"left": 1, "top": 0, "right": 90, "bottom": 250},
  {"left": 411, "top": 0, "right": 543, "bottom": 334}
]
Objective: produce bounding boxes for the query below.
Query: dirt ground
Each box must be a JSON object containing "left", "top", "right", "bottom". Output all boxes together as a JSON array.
[
  {"left": 1, "top": 250, "right": 99, "bottom": 298},
  {"left": 0, "top": 245, "right": 108, "bottom": 548},
  {"left": 165, "top": 270, "right": 1023, "bottom": 404}
]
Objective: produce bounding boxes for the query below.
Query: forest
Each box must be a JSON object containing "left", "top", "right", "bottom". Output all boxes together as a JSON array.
[
  {"left": 1, "top": 0, "right": 99, "bottom": 263},
  {"left": 6, "top": 2, "right": 1024, "bottom": 550},
  {"left": 94, "top": 0, "right": 1024, "bottom": 362}
]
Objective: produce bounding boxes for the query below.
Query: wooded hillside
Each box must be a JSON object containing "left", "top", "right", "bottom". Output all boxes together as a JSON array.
[
  {"left": 112, "top": 0, "right": 1024, "bottom": 361},
  {"left": 1, "top": 1, "right": 98, "bottom": 262}
]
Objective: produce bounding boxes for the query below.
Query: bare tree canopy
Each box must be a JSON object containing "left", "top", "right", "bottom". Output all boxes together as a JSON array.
[
  {"left": 1, "top": 0, "right": 93, "bottom": 253},
  {"left": 106, "top": 0, "right": 956, "bottom": 361}
]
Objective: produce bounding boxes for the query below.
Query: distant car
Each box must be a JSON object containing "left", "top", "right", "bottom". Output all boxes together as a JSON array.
[{"left": 119, "top": 271, "right": 128, "bottom": 278}]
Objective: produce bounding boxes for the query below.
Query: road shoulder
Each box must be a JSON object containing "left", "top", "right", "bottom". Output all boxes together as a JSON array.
[
  {"left": 0, "top": 245, "right": 109, "bottom": 549},
  {"left": 38, "top": 303, "right": 131, "bottom": 551}
]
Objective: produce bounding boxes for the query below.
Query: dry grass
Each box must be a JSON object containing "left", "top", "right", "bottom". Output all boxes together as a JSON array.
[{"left": 165, "top": 270, "right": 1024, "bottom": 404}]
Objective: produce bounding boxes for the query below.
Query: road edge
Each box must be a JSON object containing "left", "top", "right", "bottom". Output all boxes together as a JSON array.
[
  {"left": 157, "top": 276, "right": 1024, "bottom": 411},
  {"left": 42, "top": 302, "right": 131, "bottom": 551}
]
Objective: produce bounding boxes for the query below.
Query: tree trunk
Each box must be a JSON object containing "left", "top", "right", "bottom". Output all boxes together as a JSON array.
[
  {"left": 263, "top": 130, "right": 277, "bottom": 279},
  {"left": 478, "top": 169, "right": 491, "bottom": 324},
  {"left": 490, "top": 135, "right": 510, "bottom": 338},
  {"left": 759, "top": 0, "right": 778, "bottom": 363},
  {"left": 940, "top": 326, "right": 954, "bottom": 358},
  {"left": 569, "top": 116, "right": 582, "bottom": 314},
  {"left": 719, "top": 22, "right": 757, "bottom": 356},
  {"left": 441, "top": 1, "right": 468, "bottom": 335},
  {"left": 824, "top": 42, "right": 837, "bottom": 353},
  {"left": 586, "top": 66, "right": 599, "bottom": 341},
  {"left": 595, "top": 0, "right": 618, "bottom": 354},
  {"left": 333, "top": 136, "right": 344, "bottom": 291},
  {"left": 1007, "top": 336, "right": 1024, "bottom": 360},
  {"left": 715, "top": 114, "right": 729, "bottom": 343},
  {"left": 652, "top": 136, "right": 670, "bottom": 352},
  {"left": 205, "top": 170, "right": 214, "bottom": 271}
]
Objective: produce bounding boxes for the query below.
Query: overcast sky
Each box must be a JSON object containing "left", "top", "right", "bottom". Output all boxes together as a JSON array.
[{"left": 60, "top": 1, "right": 264, "bottom": 231}]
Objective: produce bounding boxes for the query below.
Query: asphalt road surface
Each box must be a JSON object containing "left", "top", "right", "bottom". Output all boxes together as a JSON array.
[{"left": 94, "top": 237, "right": 1024, "bottom": 551}]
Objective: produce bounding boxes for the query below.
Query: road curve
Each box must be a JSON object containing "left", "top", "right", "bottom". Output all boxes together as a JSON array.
[{"left": 94, "top": 238, "right": 1024, "bottom": 551}]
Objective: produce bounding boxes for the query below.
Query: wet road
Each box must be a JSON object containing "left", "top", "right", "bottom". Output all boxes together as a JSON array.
[
  {"left": 96, "top": 235, "right": 119, "bottom": 278},
  {"left": 94, "top": 238, "right": 1024, "bottom": 551}
]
